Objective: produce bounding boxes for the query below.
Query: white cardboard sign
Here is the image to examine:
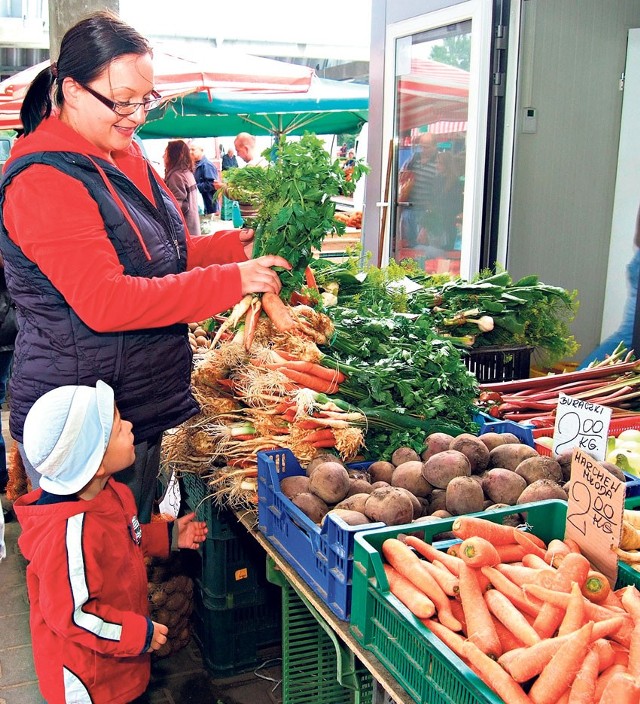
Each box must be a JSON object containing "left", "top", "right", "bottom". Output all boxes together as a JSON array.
[
  {"left": 565, "top": 448, "right": 623, "bottom": 585},
  {"left": 552, "top": 393, "right": 612, "bottom": 461}
]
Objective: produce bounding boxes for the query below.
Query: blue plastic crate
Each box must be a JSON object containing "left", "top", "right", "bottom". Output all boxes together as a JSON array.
[{"left": 257, "top": 448, "right": 383, "bottom": 620}]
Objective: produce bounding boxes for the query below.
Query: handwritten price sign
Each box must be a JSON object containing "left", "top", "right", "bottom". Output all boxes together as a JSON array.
[
  {"left": 565, "top": 447, "right": 623, "bottom": 584},
  {"left": 552, "top": 393, "right": 612, "bottom": 461}
]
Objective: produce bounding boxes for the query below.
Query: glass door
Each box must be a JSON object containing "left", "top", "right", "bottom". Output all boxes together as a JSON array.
[{"left": 383, "top": 0, "right": 492, "bottom": 278}]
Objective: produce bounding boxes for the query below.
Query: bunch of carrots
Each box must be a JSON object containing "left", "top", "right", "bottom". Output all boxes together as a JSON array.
[
  {"left": 476, "top": 358, "right": 640, "bottom": 425},
  {"left": 381, "top": 515, "right": 640, "bottom": 704}
]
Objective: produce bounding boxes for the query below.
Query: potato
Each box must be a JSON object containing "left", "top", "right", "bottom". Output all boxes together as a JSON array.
[
  {"left": 500, "top": 433, "right": 523, "bottom": 444},
  {"left": 347, "top": 478, "right": 374, "bottom": 496},
  {"left": 516, "top": 479, "right": 568, "bottom": 504},
  {"left": 306, "top": 453, "right": 342, "bottom": 477},
  {"left": 364, "top": 486, "right": 414, "bottom": 526},
  {"left": 515, "top": 456, "right": 563, "bottom": 484},
  {"left": 449, "top": 433, "right": 490, "bottom": 473},
  {"left": 367, "top": 461, "right": 395, "bottom": 484},
  {"left": 370, "top": 480, "right": 390, "bottom": 490},
  {"left": 488, "top": 444, "right": 538, "bottom": 471},
  {"left": 391, "top": 461, "right": 433, "bottom": 497},
  {"left": 421, "top": 432, "right": 454, "bottom": 461},
  {"left": 395, "top": 487, "right": 423, "bottom": 519},
  {"left": 193, "top": 326, "right": 208, "bottom": 337},
  {"left": 335, "top": 493, "right": 371, "bottom": 514},
  {"left": 195, "top": 335, "right": 209, "bottom": 347},
  {"left": 484, "top": 504, "right": 525, "bottom": 527},
  {"left": 292, "top": 492, "right": 329, "bottom": 523},
  {"left": 323, "top": 509, "right": 370, "bottom": 527},
  {"left": 347, "top": 469, "right": 369, "bottom": 481},
  {"left": 555, "top": 450, "right": 573, "bottom": 482},
  {"left": 478, "top": 432, "right": 508, "bottom": 451},
  {"left": 308, "top": 461, "right": 350, "bottom": 504},
  {"left": 428, "top": 489, "right": 447, "bottom": 513},
  {"left": 422, "top": 450, "right": 471, "bottom": 489},
  {"left": 445, "top": 475, "right": 485, "bottom": 515},
  {"left": 416, "top": 497, "right": 430, "bottom": 517},
  {"left": 482, "top": 468, "right": 527, "bottom": 505},
  {"left": 391, "top": 447, "right": 421, "bottom": 467},
  {"left": 601, "top": 461, "right": 626, "bottom": 483},
  {"left": 280, "top": 475, "right": 310, "bottom": 498}
]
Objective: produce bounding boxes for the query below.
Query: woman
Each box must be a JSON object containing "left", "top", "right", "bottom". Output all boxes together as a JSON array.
[
  {"left": 163, "top": 139, "right": 200, "bottom": 236},
  {"left": 0, "top": 11, "right": 289, "bottom": 522}
]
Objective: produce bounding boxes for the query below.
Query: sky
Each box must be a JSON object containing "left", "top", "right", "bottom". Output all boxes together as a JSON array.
[{"left": 119, "top": 0, "right": 372, "bottom": 57}]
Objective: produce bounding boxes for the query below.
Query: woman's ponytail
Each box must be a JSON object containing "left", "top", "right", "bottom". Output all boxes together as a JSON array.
[{"left": 20, "top": 65, "right": 57, "bottom": 135}]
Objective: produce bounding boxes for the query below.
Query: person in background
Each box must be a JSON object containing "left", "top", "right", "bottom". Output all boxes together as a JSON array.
[
  {"left": 163, "top": 139, "right": 200, "bottom": 236},
  {"left": 0, "top": 255, "right": 16, "bottom": 494},
  {"left": 234, "top": 132, "right": 268, "bottom": 167},
  {"left": 221, "top": 146, "right": 238, "bottom": 171},
  {"left": 579, "top": 202, "right": 640, "bottom": 368},
  {"left": 398, "top": 131, "right": 439, "bottom": 248},
  {"left": 0, "top": 11, "right": 289, "bottom": 522},
  {"left": 13, "top": 380, "right": 207, "bottom": 704},
  {"left": 189, "top": 140, "right": 219, "bottom": 215},
  {"left": 344, "top": 149, "right": 356, "bottom": 169}
]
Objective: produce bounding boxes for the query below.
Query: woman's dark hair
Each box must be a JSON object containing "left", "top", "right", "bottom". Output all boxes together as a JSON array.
[
  {"left": 20, "top": 10, "right": 151, "bottom": 135},
  {"left": 165, "top": 140, "right": 193, "bottom": 172}
]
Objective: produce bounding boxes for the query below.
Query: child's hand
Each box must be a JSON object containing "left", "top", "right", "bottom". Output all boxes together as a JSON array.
[
  {"left": 148, "top": 621, "right": 168, "bottom": 652},
  {"left": 176, "top": 512, "right": 208, "bottom": 549}
]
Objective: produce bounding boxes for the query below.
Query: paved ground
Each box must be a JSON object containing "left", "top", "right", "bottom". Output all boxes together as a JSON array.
[{"left": 0, "top": 410, "right": 283, "bottom": 704}]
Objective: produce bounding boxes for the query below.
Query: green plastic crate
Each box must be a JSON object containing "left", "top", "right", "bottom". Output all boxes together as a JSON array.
[
  {"left": 182, "top": 472, "right": 274, "bottom": 609},
  {"left": 350, "top": 500, "right": 640, "bottom": 704},
  {"left": 267, "top": 559, "right": 373, "bottom": 704}
]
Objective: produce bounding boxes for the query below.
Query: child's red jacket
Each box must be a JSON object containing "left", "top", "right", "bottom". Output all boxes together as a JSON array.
[{"left": 14, "top": 478, "right": 170, "bottom": 704}]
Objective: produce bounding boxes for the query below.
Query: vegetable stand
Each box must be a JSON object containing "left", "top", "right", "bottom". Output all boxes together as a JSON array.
[{"left": 233, "top": 506, "right": 415, "bottom": 704}]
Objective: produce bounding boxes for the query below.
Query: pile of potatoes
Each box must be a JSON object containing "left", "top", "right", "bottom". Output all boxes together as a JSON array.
[
  {"left": 188, "top": 322, "right": 212, "bottom": 353},
  {"left": 282, "top": 431, "right": 627, "bottom": 529}
]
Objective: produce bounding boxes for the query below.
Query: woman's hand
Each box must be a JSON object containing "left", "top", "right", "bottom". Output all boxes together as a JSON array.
[
  {"left": 238, "top": 228, "right": 254, "bottom": 259},
  {"left": 237, "top": 255, "right": 290, "bottom": 295}
]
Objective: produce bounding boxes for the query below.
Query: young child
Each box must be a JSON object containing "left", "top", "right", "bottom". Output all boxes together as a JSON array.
[{"left": 13, "top": 381, "right": 207, "bottom": 704}]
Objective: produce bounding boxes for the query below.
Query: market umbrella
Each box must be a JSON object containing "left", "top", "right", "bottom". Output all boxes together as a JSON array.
[
  {"left": 137, "top": 76, "right": 369, "bottom": 138},
  {"left": 397, "top": 58, "right": 469, "bottom": 134},
  {"left": 0, "top": 47, "right": 315, "bottom": 130}
]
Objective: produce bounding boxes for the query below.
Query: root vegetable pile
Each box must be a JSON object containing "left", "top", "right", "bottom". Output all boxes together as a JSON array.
[{"left": 380, "top": 515, "right": 640, "bottom": 703}]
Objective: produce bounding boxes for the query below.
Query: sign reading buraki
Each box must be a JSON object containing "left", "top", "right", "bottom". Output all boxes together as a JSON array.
[
  {"left": 565, "top": 448, "right": 624, "bottom": 584},
  {"left": 552, "top": 393, "right": 612, "bottom": 461}
]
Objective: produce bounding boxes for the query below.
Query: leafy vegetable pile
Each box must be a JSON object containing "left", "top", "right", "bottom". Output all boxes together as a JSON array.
[{"left": 311, "top": 258, "right": 579, "bottom": 367}]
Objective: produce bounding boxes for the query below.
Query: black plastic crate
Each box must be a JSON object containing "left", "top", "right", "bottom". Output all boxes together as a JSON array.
[
  {"left": 181, "top": 472, "right": 273, "bottom": 609},
  {"left": 192, "top": 576, "right": 282, "bottom": 677},
  {"left": 464, "top": 345, "right": 532, "bottom": 383}
]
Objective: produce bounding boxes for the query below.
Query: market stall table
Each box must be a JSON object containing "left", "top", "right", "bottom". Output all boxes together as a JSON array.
[{"left": 233, "top": 507, "right": 414, "bottom": 704}]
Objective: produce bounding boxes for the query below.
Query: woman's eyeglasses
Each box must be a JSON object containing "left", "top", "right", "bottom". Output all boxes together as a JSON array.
[{"left": 80, "top": 83, "right": 162, "bottom": 116}]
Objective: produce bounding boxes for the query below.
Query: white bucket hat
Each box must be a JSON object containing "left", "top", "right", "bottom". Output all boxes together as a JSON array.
[{"left": 23, "top": 380, "right": 115, "bottom": 495}]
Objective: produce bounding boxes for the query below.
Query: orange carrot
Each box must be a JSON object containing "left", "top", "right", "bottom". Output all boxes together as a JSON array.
[
  {"left": 495, "top": 562, "right": 543, "bottom": 587},
  {"left": 581, "top": 571, "right": 611, "bottom": 604},
  {"left": 629, "top": 620, "right": 640, "bottom": 677},
  {"left": 423, "top": 560, "right": 459, "bottom": 597},
  {"left": 382, "top": 539, "right": 462, "bottom": 632},
  {"left": 383, "top": 564, "right": 436, "bottom": 619},
  {"left": 609, "top": 641, "right": 630, "bottom": 668},
  {"left": 557, "top": 582, "right": 586, "bottom": 636},
  {"left": 277, "top": 367, "right": 339, "bottom": 394},
  {"left": 592, "top": 638, "right": 616, "bottom": 673},
  {"left": 545, "top": 538, "right": 571, "bottom": 567},
  {"left": 304, "top": 265, "right": 318, "bottom": 291},
  {"left": 601, "top": 589, "right": 624, "bottom": 611},
  {"left": 401, "top": 534, "right": 463, "bottom": 576},
  {"left": 598, "top": 670, "right": 640, "bottom": 704},
  {"left": 498, "top": 619, "right": 626, "bottom": 683},
  {"left": 492, "top": 614, "right": 526, "bottom": 653},
  {"left": 460, "top": 640, "right": 532, "bottom": 704},
  {"left": 451, "top": 515, "right": 518, "bottom": 545},
  {"left": 562, "top": 537, "right": 583, "bottom": 553},
  {"left": 422, "top": 617, "right": 468, "bottom": 659},
  {"left": 495, "top": 544, "right": 529, "bottom": 563},
  {"left": 459, "top": 536, "right": 501, "bottom": 567},
  {"left": 267, "top": 360, "right": 346, "bottom": 384},
  {"left": 566, "top": 647, "right": 599, "bottom": 704},
  {"left": 594, "top": 664, "right": 628, "bottom": 701},
  {"left": 481, "top": 565, "right": 544, "bottom": 618},
  {"left": 621, "top": 585, "right": 640, "bottom": 620},
  {"left": 522, "top": 553, "right": 551, "bottom": 570},
  {"left": 304, "top": 428, "right": 335, "bottom": 444},
  {"left": 447, "top": 543, "right": 461, "bottom": 558},
  {"left": 458, "top": 563, "right": 502, "bottom": 658},
  {"left": 448, "top": 596, "right": 467, "bottom": 635},
  {"left": 261, "top": 292, "right": 297, "bottom": 332},
  {"left": 556, "top": 551, "right": 591, "bottom": 586},
  {"left": 528, "top": 621, "right": 593, "bottom": 704},
  {"left": 532, "top": 568, "right": 573, "bottom": 593},
  {"left": 484, "top": 587, "right": 541, "bottom": 646},
  {"left": 513, "top": 528, "right": 547, "bottom": 550},
  {"left": 512, "top": 530, "right": 547, "bottom": 558},
  {"left": 523, "top": 584, "right": 625, "bottom": 623}
]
